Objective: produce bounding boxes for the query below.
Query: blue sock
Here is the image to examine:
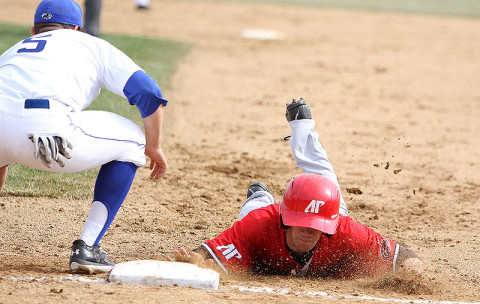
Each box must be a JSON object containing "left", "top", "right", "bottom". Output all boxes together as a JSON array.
[{"left": 92, "top": 161, "right": 138, "bottom": 246}]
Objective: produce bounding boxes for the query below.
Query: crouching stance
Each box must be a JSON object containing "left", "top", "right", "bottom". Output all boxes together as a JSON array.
[{"left": 0, "top": 0, "right": 168, "bottom": 273}]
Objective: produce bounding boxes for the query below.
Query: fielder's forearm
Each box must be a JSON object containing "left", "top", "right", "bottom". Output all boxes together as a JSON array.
[{"left": 143, "top": 105, "right": 165, "bottom": 151}]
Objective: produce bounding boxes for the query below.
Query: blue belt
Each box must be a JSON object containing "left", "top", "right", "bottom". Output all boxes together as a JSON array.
[{"left": 24, "top": 99, "right": 50, "bottom": 109}]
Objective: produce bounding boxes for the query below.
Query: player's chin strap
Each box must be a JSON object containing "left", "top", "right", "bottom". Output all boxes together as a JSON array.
[{"left": 28, "top": 133, "right": 73, "bottom": 168}]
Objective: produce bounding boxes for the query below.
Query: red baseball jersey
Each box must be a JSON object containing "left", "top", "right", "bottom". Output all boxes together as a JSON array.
[{"left": 203, "top": 204, "right": 398, "bottom": 278}]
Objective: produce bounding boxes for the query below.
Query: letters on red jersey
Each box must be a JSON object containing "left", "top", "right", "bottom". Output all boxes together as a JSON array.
[{"left": 203, "top": 204, "right": 398, "bottom": 278}]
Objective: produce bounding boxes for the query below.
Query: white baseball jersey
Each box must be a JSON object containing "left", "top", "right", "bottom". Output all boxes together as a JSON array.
[
  {"left": 0, "top": 29, "right": 141, "bottom": 111},
  {"left": 0, "top": 29, "right": 149, "bottom": 171}
]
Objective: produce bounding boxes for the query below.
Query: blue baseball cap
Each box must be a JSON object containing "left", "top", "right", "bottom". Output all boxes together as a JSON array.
[{"left": 34, "top": 0, "right": 90, "bottom": 33}]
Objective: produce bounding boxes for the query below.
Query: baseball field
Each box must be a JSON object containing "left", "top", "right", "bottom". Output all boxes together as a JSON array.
[{"left": 1, "top": 0, "right": 479, "bottom": 303}]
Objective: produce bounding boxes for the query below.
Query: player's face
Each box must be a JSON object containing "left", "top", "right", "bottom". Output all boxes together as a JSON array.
[{"left": 285, "top": 226, "right": 322, "bottom": 253}]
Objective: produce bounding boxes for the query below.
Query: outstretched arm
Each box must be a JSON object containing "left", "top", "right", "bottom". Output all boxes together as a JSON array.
[
  {"left": 0, "top": 165, "right": 8, "bottom": 192},
  {"left": 286, "top": 99, "right": 347, "bottom": 216},
  {"left": 143, "top": 105, "right": 167, "bottom": 178}
]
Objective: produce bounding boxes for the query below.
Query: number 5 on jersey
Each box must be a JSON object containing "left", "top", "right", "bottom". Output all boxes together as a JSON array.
[{"left": 17, "top": 34, "right": 52, "bottom": 53}]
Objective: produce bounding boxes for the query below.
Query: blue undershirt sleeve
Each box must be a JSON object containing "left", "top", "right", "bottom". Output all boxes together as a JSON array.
[{"left": 123, "top": 70, "right": 168, "bottom": 118}]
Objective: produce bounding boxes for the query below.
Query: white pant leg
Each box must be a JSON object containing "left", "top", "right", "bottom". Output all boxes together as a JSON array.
[
  {"left": 289, "top": 119, "right": 348, "bottom": 216},
  {"left": 64, "top": 110, "right": 146, "bottom": 171},
  {"left": 0, "top": 108, "right": 146, "bottom": 172},
  {"left": 239, "top": 191, "right": 276, "bottom": 221}
]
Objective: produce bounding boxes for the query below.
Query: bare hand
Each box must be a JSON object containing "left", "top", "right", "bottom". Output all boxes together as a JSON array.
[
  {"left": 166, "top": 247, "right": 215, "bottom": 269},
  {"left": 397, "top": 257, "right": 423, "bottom": 275},
  {"left": 145, "top": 146, "right": 167, "bottom": 178}
]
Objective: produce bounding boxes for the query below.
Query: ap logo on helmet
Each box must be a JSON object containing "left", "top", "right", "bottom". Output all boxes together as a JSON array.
[{"left": 304, "top": 200, "right": 325, "bottom": 213}]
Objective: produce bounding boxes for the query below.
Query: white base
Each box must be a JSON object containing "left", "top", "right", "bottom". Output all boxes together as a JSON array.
[
  {"left": 108, "top": 260, "right": 220, "bottom": 290},
  {"left": 242, "top": 29, "right": 284, "bottom": 40}
]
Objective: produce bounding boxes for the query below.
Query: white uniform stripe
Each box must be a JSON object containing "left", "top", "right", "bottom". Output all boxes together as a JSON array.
[{"left": 201, "top": 243, "right": 229, "bottom": 275}]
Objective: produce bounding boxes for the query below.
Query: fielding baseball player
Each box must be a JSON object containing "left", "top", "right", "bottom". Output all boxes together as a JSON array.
[
  {"left": 0, "top": 0, "right": 168, "bottom": 274},
  {"left": 170, "top": 99, "right": 423, "bottom": 278}
]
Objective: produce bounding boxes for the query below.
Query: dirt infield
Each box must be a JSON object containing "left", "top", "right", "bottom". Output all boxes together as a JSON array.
[{"left": 1, "top": 0, "right": 479, "bottom": 303}]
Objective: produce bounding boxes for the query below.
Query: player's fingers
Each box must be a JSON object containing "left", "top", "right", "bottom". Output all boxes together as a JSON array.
[
  {"left": 150, "top": 161, "right": 167, "bottom": 179},
  {"left": 172, "top": 249, "right": 182, "bottom": 258},
  {"left": 66, "top": 138, "right": 73, "bottom": 149},
  {"left": 173, "top": 249, "right": 190, "bottom": 262},
  {"left": 39, "top": 155, "right": 51, "bottom": 168},
  {"left": 56, "top": 157, "right": 66, "bottom": 168},
  {"left": 172, "top": 248, "right": 183, "bottom": 256},
  {"left": 40, "top": 137, "right": 53, "bottom": 167},
  {"left": 56, "top": 136, "right": 72, "bottom": 159},
  {"left": 150, "top": 166, "right": 166, "bottom": 179},
  {"left": 149, "top": 161, "right": 158, "bottom": 178},
  {"left": 31, "top": 134, "right": 40, "bottom": 159},
  {"left": 158, "top": 163, "right": 168, "bottom": 177},
  {"left": 48, "top": 136, "right": 58, "bottom": 161},
  {"left": 40, "top": 137, "right": 50, "bottom": 161},
  {"left": 157, "top": 161, "right": 168, "bottom": 178},
  {"left": 173, "top": 250, "right": 179, "bottom": 261},
  {"left": 38, "top": 141, "right": 46, "bottom": 156}
]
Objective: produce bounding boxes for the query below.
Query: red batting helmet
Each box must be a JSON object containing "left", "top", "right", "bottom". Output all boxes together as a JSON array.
[{"left": 280, "top": 173, "right": 341, "bottom": 234}]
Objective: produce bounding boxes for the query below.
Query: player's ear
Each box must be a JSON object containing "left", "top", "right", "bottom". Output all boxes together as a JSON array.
[{"left": 30, "top": 26, "right": 36, "bottom": 36}]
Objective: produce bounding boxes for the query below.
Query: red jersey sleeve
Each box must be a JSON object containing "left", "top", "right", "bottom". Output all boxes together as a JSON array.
[
  {"left": 203, "top": 206, "right": 274, "bottom": 274},
  {"left": 203, "top": 222, "right": 254, "bottom": 274}
]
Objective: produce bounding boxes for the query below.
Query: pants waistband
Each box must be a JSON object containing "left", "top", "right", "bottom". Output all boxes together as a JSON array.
[{"left": 24, "top": 99, "right": 49, "bottom": 109}]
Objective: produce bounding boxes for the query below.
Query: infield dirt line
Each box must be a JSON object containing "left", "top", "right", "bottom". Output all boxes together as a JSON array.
[{"left": 2, "top": 274, "right": 479, "bottom": 304}]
